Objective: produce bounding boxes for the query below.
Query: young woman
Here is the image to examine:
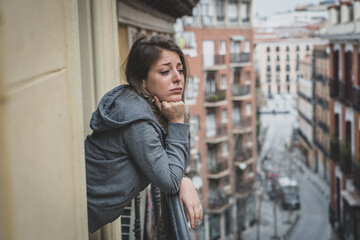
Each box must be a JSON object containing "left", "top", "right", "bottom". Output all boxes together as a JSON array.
[{"left": 85, "top": 35, "right": 203, "bottom": 234}]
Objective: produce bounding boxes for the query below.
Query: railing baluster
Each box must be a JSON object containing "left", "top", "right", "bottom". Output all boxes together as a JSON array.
[{"left": 133, "top": 193, "right": 142, "bottom": 240}]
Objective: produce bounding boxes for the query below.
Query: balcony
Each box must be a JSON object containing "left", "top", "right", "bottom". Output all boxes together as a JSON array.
[
  {"left": 234, "top": 148, "right": 253, "bottom": 162},
  {"left": 232, "top": 117, "right": 252, "bottom": 134},
  {"left": 339, "top": 80, "right": 353, "bottom": 105},
  {"left": 330, "top": 77, "right": 339, "bottom": 98},
  {"left": 354, "top": 161, "right": 360, "bottom": 191},
  {"left": 205, "top": 89, "right": 227, "bottom": 107},
  {"left": 314, "top": 139, "right": 330, "bottom": 158},
  {"left": 317, "top": 96, "right": 329, "bottom": 110},
  {"left": 206, "top": 124, "right": 228, "bottom": 144},
  {"left": 330, "top": 138, "right": 340, "bottom": 162},
  {"left": 208, "top": 159, "right": 230, "bottom": 179},
  {"left": 353, "top": 85, "right": 360, "bottom": 110},
  {"left": 230, "top": 52, "right": 250, "bottom": 67},
  {"left": 232, "top": 84, "right": 251, "bottom": 101},
  {"left": 340, "top": 143, "right": 352, "bottom": 175},
  {"left": 236, "top": 178, "right": 255, "bottom": 198},
  {"left": 208, "top": 193, "right": 230, "bottom": 213},
  {"left": 203, "top": 54, "right": 226, "bottom": 71},
  {"left": 318, "top": 120, "right": 329, "bottom": 133}
]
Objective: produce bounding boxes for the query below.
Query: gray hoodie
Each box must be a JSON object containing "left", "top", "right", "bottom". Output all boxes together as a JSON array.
[{"left": 85, "top": 85, "right": 190, "bottom": 233}]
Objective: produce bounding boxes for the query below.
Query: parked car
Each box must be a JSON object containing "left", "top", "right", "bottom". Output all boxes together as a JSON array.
[{"left": 281, "top": 191, "right": 301, "bottom": 210}]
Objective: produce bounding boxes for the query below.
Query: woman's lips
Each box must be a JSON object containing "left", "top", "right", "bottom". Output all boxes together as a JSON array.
[{"left": 171, "top": 88, "right": 183, "bottom": 93}]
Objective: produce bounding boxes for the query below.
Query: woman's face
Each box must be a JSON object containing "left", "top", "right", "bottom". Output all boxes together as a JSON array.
[{"left": 143, "top": 50, "right": 185, "bottom": 102}]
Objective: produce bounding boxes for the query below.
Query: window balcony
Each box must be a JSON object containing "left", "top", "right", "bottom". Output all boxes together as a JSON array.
[
  {"left": 232, "top": 84, "right": 251, "bottom": 101},
  {"left": 232, "top": 117, "right": 252, "bottom": 134},
  {"left": 230, "top": 52, "right": 250, "bottom": 67},
  {"left": 340, "top": 143, "right": 352, "bottom": 175},
  {"left": 206, "top": 124, "right": 228, "bottom": 144},
  {"left": 208, "top": 193, "right": 230, "bottom": 212},
  {"left": 354, "top": 161, "right": 360, "bottom": 191},
  {"left": 318, "top": 120, "right": 329, "bottom": 133},
  {"left": 234, "top": 148, "right": 253, "bottom": 162},
  {"left": 208, "top": 159, "right": 230, "bottom": 179},
  {"left": 330, "top": 77, "right": 339, "bottom": 98},
  {"left": 203, "top": 54, "right": 226, "bottom": 70},
  {"left": 353, "top": 85, "right": 360, "bottom": 110},
  {"left": 205, "top": 89, "right": 227, "bottom": 107},
  {"left": 339, "top": 80, "right": 353, "bottom": 105},
  {"left": 330, "top": 138, "right": 340, "bottom": 162},
  {"left": 314, "top": 139, "right": 330, "bottom": 158},
  {"left": 236, "top": 177, "right": 255, "bottom": 198}
]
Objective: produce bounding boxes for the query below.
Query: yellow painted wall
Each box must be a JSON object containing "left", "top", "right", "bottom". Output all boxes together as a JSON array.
[{"left": 0, "top": 0, "right": 88, "bottom": 239}]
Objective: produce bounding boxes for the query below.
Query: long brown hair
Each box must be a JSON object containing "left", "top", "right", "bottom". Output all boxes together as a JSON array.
[{"left": 123, "top": 35, "right": 189, "bottom": 130}]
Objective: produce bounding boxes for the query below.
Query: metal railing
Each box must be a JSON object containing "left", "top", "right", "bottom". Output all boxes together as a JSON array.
[
  {"left": 232, "top": 84, "right": 250, "bottom": 97},
  {"left": 230, "top": 52, "right": 250, "bottom": 63},
  {"left": 330, "top": 138, "right": 340, "bottom": 162},
  {"left": 234, "top": 148, "right": 253, "bottom": 162},
  {"left": 209, "top": 160, "right": 229, "bottom": 174},
  {"left": 208, "top": 193, "right": 229, "bottom": 210},
  {"left": 205, "top": 89, "right": 226, "bottom": 102},
  {"left": 329, "top": 77, "right": 339, "bottom": 98},
  {"left": 233, "top": 117, "right": 252, "bottom": 131},
  {"left": 339, "top": 80, "right": 353, "bottom": 104},
  {"left": 236, "top": 178, "right": 255, "bottom": 194},
  {"left": 353, "top": 85, "right": 360, "bottom": 110},
  {"left": 203, "top": 54, "right": 226, "bottom": 66},
  {"left": 129, "top": 185, "right": 191, "bottom": 240},
  {"left": 206, "top": 124, "right": 227, "bottom": 141}
]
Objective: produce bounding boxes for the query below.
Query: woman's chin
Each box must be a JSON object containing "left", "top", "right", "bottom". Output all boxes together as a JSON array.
[{"left": 164, "top": 96, "right": 182, "bottom": 102}]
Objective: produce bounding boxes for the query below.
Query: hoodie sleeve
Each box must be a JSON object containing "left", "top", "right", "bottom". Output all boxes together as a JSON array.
[{"left": 123, "top": 121, "right": 190, "bottom": 195}]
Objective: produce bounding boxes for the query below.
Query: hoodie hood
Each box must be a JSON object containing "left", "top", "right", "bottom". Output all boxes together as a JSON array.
[{"left": 89, "top": 85, "right": 159, "bottom": 132}]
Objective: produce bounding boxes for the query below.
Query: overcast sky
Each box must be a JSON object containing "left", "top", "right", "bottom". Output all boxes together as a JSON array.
[{"left": 253, "top": 0, "right": 322, "bottom": 17}]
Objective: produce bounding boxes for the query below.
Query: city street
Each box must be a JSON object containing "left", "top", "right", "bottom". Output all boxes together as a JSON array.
[{"left": 242, "top": 95, "right": 334, "bottom": 240}]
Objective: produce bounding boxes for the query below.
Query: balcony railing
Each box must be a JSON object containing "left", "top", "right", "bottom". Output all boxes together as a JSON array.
[
  {"left": 206, "top": 124, "right": 227, "bottom": 143},
  {"left": 205, "top": 89, "right": 226, "bottom": 103},
  {"left": 354, "top": 161, "right": 360, "bottom": 191},
  {"left": 234, "top": 148, "right": 253, "bottom": 162},
  {"left": 230, "top": 52, "right": 250, "bottom": 64},
  {"left": 209, "top": 160, "right": 228, "bottom": 175},
  {"left": 233, "top": 117, "right": 252, "bottom": 132},
  {"left": 340, "top": 143, "right": 352, "bottom": 175},
  {"left": 236, "top": 178, "right": 255, "bottom": 195},
  {"left": 203, "top": 54, "right": 226, "bottom": 67},
  {"left": 330, "top": 138, "right": 340, "bottom": 162},
  {"left": 339, "top": 80, "right": 353, "bottom": 104},
  {"left": 353, "top": 85, "right": 360, "bottom": 110},
  {"left": 318, "top": 120, "right": 329, "bottom": 133},
  {"left": 314, "top": 139, "right": 330, "bottom": 158},
  {"left": 127, "top": 185, "right": 191, "bottom": 239},
  {"left": 208, "top": 193, "right": 229, "bottom": 210},
  {"left": 330, "top": 77, "right": 339, "bottom": 98},
  {"left": 232, "top": 84, "right": 250, "bottom": 98}
]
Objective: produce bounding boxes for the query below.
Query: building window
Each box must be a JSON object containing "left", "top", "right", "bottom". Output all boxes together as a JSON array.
[
  {"left": 276, "top": 46, "right": 280, "bottom": 52},
  {"left": 276, "top": 55, "right": 280, "bottom": 61},
  {"left": 287, "top": 85, "right": 290, "bottom": 93},
  {"left": 228, "top": 0, "right": 238, "bottom": 22},
  {"left": 286, "top": 45, "right": 289, "bottom": 52},
  {"left": 296, "top": 54, "right": 299, "bottom": 60},
  {"left": 233, "top": 106, "right": 240, "bottom": 124},
  {"left": 219, "top": 40, "right": 226, "bottom": 55},
  {"left": 277, "top": 85, "right": 280, "bottom": 93},
  {"left": 286, "top": 54, "right": 290, "bottom": 61},
  {"left": 222, "top": 142, "right": 229, "bottom": 156},
  {"left": 276, "top": 65, "right": 280, "bottom": 72},
  {"left": 267, "top": 65, "right": 271, "bottom": 72},
  {"left": 206, "top": 113, "right": 216, "bottom": 137},
  {"left": 216, "top": 0, "right": 225, "bottom": 22},
  {"left": 267, "top": 75, "right": 271, "bottom": 83},
  {"left": 185, "top": 76, "right": 199, "bottom": 102},
  {"left": 286, "top": 74, "right": 290, "bottom": 82},
  {"left": 220, "top": 74, "right": 227, "bottom": 89},
  {"left": 222, "top": 109, "right": 228, "bottom": 123},
  {"left": 268, "top": 85, "right": 271, "bottom": 94},
  {"left": 247, "top": 134, "right": 252, "bottom": 144},
  {"left": 267, "top": 55, "right": 270, "bottom": 61},
  {"left": 246, "top": 103, "right": 252, "bottom": 116},
  {"left": 286, "top": 64, "right": 290, "bottom": 71},
  {"left": 267, "top": 46, "right": 270, "bottom": 52},
  {"left": 296, "top": 45, "right": 300, "bottom": 51},
  {"left": 306, "top": 45, "right": 310, "bottom": 51},
  {"left": 244, "top": 40, "right": 250, "bottom": 53},
  {"left": 241, "top": 2, "right": 250, "bottom": 23}
]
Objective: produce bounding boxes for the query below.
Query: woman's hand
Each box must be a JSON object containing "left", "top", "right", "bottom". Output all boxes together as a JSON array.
[
  {"left": 154, "top": 96, "right": 185, "bottom": 123},
  {"left": 179, "top": 177, "right": 203, "bottom": 229}
]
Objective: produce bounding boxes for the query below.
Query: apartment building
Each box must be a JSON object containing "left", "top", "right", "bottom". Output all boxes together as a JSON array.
[
  {"left": 313, "top": 44, "right": 331, "bottom": 183},
  {"left": 326, "top": 1, "right": 360, "bottom": 239},
  {"left": 298, "top": 55, "right": 315, "bottom": 169},
  {"left": 179, "top": 0, "right": 257, "bottom": 239}
]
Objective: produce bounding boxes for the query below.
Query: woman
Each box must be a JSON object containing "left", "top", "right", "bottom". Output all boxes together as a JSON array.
[{"left": 85, "top": 35, "right": 203, "bottom": 234}]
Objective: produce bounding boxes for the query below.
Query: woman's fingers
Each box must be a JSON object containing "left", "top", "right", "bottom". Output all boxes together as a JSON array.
[{"left": 153, "top": 96, "right": 162, "bottom": 111}]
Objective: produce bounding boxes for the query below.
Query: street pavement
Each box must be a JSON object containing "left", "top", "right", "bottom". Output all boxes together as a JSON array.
[{"left": 242, "top": 95, "right": 336, "bottom": 240}]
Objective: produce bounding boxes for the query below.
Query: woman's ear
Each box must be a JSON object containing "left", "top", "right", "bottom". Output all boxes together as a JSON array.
[{"left": 142, "top": 79, "right": 146, "bottom": 88}]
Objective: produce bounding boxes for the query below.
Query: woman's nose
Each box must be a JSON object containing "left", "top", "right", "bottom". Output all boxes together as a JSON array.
[{"left": 173, "top": 70, "right": 182, "bottom": 83}]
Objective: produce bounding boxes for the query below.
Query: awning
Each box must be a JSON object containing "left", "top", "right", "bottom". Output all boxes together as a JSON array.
[{"left": 231, "top": 35, "right": 244, "bottom": 41}]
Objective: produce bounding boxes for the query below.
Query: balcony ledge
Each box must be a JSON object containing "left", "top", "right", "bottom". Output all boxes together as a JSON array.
[
  {"left": 204, "top": 99, "right": 228, "bottom": 107},
  {"left": 207, "top": 169, "right": 230, "bottom": 179},
  {"left": 232, "top": 127, "right": 252, "bottom": 134},
  {"left": 232, "top": 94, "right": 252, "bottom": 101}
]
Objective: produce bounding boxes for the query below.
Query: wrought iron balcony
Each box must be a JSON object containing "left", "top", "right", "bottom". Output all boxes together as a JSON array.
[
  {"left": 232, "top": 84, "right": 251, "bottom": 100},
  {"left": 353, "top": 85, "right": 360, "bottom": 110},
  {"left": 208, "top": 193, "right": 229, "bottom": 211},
  {"left": 330, "top": 138, "right": 340, "bottom": 162},
  {"left": 208, "top": 159, "right": 229, "bottom": 178},
  {"left": 205, "top": 89, "right": 226, "bottom": 103},
  {"left": 236, "top": 178, "right": 255, "bottom": 197},
  {"left": 232, "top": 117, "right": 252, "bottom": 134},
  {"left": 340, "top": 144, "right": 352, "bottom": 175},
  {"left": 354, "top": 161, "right": 360, "bottom": 191},
  {"left": 318, "top": 120, "right": 329, "bottom": 133},
  {"left": 330, "top": 77, "right": 339, "bottom": 98},
  {"left": 234, "top": 148, "right": 253, "bottom": 162},
  {"left": 339, "top": 80, "right": 353, "bottom": 105},
  {"left": 230, "top": 52, "right": 250, "bottom": 64},
  {"left": 206, "top": 124, "right": 228, "bottom": 144},
  {"left": 127, "top": 185, "right": 191, "bottom": 239},
  {"left": 203, "top": 54, "right": 226, "bottom": 68}
]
